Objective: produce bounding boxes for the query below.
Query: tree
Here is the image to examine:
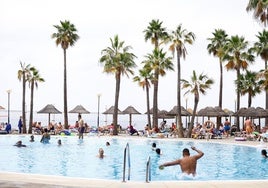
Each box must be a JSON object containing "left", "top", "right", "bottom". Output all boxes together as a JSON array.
[
  {"left": 169, "top": 24, "right": 195, "bottom": 137},
  {"left": 181, "top": 71, "right": 214, "bottom": 138},
  {"left": 144, "top": 19, "right": 169, "bottom": 128},
  {"left": 224, "top": 35, "right": 254, "bottom": 129},
  {"left": 252, "top": 29, "right": 268, "bottom": 124},
  {"left": 28, "top": 67, "right": 45, "bottom": 134},
  {"left": 51, "top": 20, "right": 79, "bottom": 129},
  {"left": 207, "top": 29, "right": 228, "bottom": 127},
  {"left": 142, "top": 48, "right": 174, "bottom": 129},
  {"left": 236, "top": 70, "right": 261, "bottom": 108},
  {"left": 100, "top": 35, "right": 137, "bottom": 135},
  {"left": 246, "top": 0, "right": 268, "bottom": 26},
  {"left": 17, "top": 62, "right": 31, "bottom": 133},
  {"left": 133, "top": 66, "right": 153, "bottom": 129}
]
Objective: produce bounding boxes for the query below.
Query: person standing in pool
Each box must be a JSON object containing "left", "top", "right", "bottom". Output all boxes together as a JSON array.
[
  {"left": 78, "top": 114, "right": 85, "bottom": 139},
  {"left": 159, "top": 146, "right": 204, "bottom": 176},
  {"left": 40, "top": 128, "right": 50, "bottom": 143},
  {"left": 261, "top": 149, "right": 268, "bottom": 158}
]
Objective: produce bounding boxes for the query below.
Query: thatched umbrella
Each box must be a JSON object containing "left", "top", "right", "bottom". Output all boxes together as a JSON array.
[
  {"left": 0, "top": 105, "right": 5, "bottom": 110},
  {"left": 37, "top": 104, "right": 62, "bottom": 124},
  {"left": 168, "top": 106, "right": 192, "bottom": 116},
  {"left": 198, "top": 106, "right": 228, "bottom": 117},
  {"left": 69, "top": 105, "right": 90, "bottom": 115},
  {"left": 144, "top": 107, "right": 160, "bottom": 114},
  {"left": 158, "top": 109, "right": 175, "bottom": 120},
  {"left": 233, "top": 107, "right": 248, "bottom": 117},
  {"left": 122, "top": 106, "right": 141, "bottom": 125},
  {"left": 102, "top": 106, "right": 122, "bottom": 114}
]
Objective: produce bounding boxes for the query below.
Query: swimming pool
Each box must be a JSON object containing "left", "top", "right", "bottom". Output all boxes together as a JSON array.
[{"left": 0, "top": 135, "right": 267, "bottom": 181}]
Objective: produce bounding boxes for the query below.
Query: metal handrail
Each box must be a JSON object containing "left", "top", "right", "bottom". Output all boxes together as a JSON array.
[
  {"left": 145, "top": 156, "right": 151, "bottom": 183},
  {"left": 122, "top": 143, "right": 131, "bottom": 182}
]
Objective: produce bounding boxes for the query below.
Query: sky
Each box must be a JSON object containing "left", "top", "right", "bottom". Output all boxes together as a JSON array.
[{"left": 0, "top": 0, "right": 265, "bottom": 116}]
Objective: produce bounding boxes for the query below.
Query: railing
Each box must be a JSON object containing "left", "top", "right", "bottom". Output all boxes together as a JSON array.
[
  {"left": 145, "top": 156, "right": 151, "bottom": 183},
  {"left": 122, "top": 143, "right": 131, "bottom": 182}
]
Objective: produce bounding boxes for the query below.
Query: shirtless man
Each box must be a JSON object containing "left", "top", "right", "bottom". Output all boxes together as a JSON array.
[
  {"left": 159, "top": 146, "right": 204, "bottom": 176},
  {"left": 244, "top": 117, "right": 253, "bottom": 134}
]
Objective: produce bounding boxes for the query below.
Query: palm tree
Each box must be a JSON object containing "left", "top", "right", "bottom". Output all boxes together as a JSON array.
[
  {"left": 28, "top": 67, "right": 45, "bottom": 134},
  {"left": 51, "top": 20, "right": 79, "bottom": 129},
  {"left": 246, "top": 0, "right": 268, "bottom": 26},
  {"left": 236, "top": 70, "right": 262, "bottom": 108},
  {"left": 17, "top": 62, "right": 31, "bottom": 133},
  {"left": 144, "top": 19, "right": 169, "bottom": 128},
  {"left": 252, "top": 29, "right": 268, "bottom": 124},
  {"left": 100, "top": 35, "right": 137, "bottom": 135},
  {"left": 181, "top": 71, "right": 214, "bottom": 138},
  {"left": 207, "top": 29, "right": 228, "bottom": 127},
  {"left": 143, "top": 48, "right": 174, "bottom": 129},
  {"left": 144, "top": 19, "right": 169, "bottom": 49},
  {"left": 169, "top": 24, "right": 195, "bottom": 137},
  {"left": 258, "top": 68, "right": 268, "bottom": 99},
  {"left": 133, "top": 66, "right": 153, "bottom": 129},
  {"left": 224, "top": 35, "right": 254, "bottom": 129}
]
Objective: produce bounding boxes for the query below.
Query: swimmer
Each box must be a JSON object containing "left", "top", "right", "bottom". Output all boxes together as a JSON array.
[
  {"left": 98, "top": 148, "right": 105, "bottom": 158},
  {"left": 156, "top": 148, "right": 162, "bottom": 155},
  {"left": 58, "top": 139, "right": 62, "bottom": 146},
  {"left": 261, "top": 149, "right": 268, "bottom": 158},
  {"left": 106, "top": 141, "right": 110, "bottom": 146},
  {"left": 159, "top": 146, "right": 204, "bottom": 176},
  {"left": 14, "top": 140, "right": 26, "bottom": 147},
  {"left": 152, "top": 142, "right": 156, "bottom": 150},
  {"left": 40, "top": 128, "right": 50, "bottom": 143},
  {"left": 29, "top": 135, "right": 34, "bottom": 142}
]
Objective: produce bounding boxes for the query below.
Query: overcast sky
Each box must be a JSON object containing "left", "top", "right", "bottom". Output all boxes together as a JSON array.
[{"left": 0, "top": 0, "right": 265, "bottom": 114}]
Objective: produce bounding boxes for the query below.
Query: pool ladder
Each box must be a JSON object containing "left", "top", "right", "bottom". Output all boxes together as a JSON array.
[
  {"left": 122, "top": 143, "right": 131, "bottom": 182},
  {"left": 145, "top": 156, "right": 151, "bottom": 182},
  {"left": 122, "top": 143, "right": 152, "bottom": 183}
]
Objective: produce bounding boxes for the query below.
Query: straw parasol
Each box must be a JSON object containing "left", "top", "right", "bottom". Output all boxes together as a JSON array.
[
  {"left": 144, "top": 107, "right": 160, "bottom": 114},
  {"left": 37, "top": 104, "right": 62, "bottom": 124},
  {"left": 69, "top": 105, "right": 90, "bottom": 115},
  {"left": 122, "top": 106, "right": 141, "bottom": 125},
  {"left": 168, "top": 106, "right": 192, "bottom": 116},
  {"left": 102, "top": 106, "right": 122, "bottom": 114},
  {"left": 233, "top": 107, "right": 248, "bottom": 117},
  {"left": 198, "top": 106, "right": 228, "bottom": 117},
  {"left": 0, "top": 105, "right": 5, "bottom": 110}
]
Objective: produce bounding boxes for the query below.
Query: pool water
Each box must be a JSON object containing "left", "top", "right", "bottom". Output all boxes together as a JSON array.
[{"left": 0, "top": 135, "right": 267, "bottom": 181}]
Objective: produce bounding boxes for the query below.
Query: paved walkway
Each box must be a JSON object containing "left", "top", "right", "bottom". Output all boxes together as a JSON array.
[
  {"left": 1, "top": 136, "right": 268, "bottom": 188},
  {"left": 0, "top": 172, "right": 268, "bottom": 188}
]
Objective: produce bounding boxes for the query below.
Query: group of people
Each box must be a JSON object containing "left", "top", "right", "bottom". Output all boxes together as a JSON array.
[{"left": 14, "top": 133, "right": 62, "bottom": 147}]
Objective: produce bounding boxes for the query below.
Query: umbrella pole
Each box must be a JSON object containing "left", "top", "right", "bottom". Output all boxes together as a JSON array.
[
  {"left": 48, "top": 113, "right": 51, "bottom": 126},
  {"left": 129, "top": 114, "right": 132, "bottom": 126}
]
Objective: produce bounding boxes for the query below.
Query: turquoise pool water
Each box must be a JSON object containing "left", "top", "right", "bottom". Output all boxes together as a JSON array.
[{"left": 0, "top": 135, "right": 267, "bottom": 181}]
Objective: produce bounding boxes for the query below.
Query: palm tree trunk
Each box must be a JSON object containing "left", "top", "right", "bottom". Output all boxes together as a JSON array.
[
  {"left": 265, "top": 60, "right": 268, "bottom": 126},
  {"left": 248, "top": 94, "right": 252, "bottom": 108},
  {"left": 22, "top": 74, "right": 27, "bottom": 133},
  {"left": 216, "top": 60, "right": 223, "bottom": 128},
  {"left": 63, "top": 49, "right": 69, "bottom": 129},
  {"left": 236, "top": 69, "right": 241, "bottom": 131},
  {"left": 113, "top": 72, "right": 121, "bottom": 135},
  {"left": 187, "top": 95, "right": 199, "bottom": 138},
  {"left": 152, "top": 71, "right": 159, "bottom": 128},
  {"left": 28, "top": 80, "right": 34, "bottom": 134},
  {"left": 176, "top": 49, "right": 183, "bottom": 137},
  {"left": 145, "top": 80, "right": 152, "bottom": 129}
]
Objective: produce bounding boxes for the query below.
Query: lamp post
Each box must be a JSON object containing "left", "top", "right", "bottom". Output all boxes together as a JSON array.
[
  {"left": 6, "top": 89, "right": 11, "bottom": 125},
  {"left": 97, "top": 94, "right": 101, "bottom": 130}
]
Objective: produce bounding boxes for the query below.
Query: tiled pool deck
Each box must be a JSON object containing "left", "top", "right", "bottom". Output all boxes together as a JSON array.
[{"left": 1, "top": 136, "right": 268, "bottom": 188}]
